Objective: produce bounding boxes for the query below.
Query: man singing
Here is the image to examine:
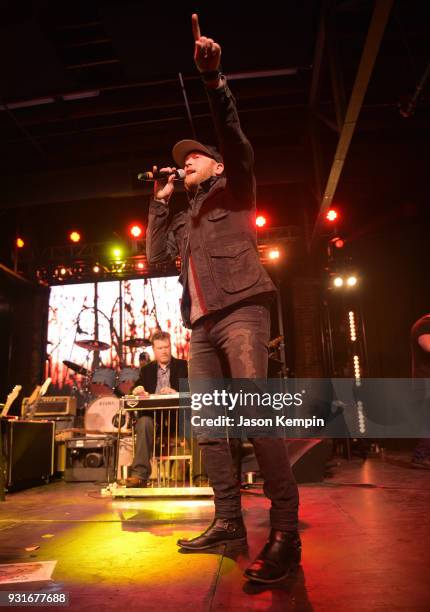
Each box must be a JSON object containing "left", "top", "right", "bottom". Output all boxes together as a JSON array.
[{"left": 146, "top": 14, "right": 300, "bottom": 583}]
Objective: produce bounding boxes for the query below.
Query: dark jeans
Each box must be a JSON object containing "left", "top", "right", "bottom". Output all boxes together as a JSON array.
[
  {"left": 131, "top": 416, "right": 154, "bottom": 480},
  {"left": 189, "top": 302, "right": 299, "bottom": 532}
]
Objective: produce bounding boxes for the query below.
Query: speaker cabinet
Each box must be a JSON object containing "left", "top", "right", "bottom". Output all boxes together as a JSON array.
[
  {"left": 1, "top": 419, "right": 54, "bottom": 491},
  {"left": 240, "top": 438, "right": 333, "bottom": 484}
]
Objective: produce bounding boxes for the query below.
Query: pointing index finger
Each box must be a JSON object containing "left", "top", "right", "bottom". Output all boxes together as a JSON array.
[{"left": 192, "top": 13, "right": 201, "bottom": 41}]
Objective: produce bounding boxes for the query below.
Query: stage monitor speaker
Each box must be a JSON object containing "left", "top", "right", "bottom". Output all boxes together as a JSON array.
[
  {"left": 240, "top": 439, "right": 333, "bottom": 484},
  {"left": 65, "top": 437, "right": 115, "bottom": 482},
  {"left": 288, "top": 439, "right": 333, "bottom": 483},
  {"left": 1, "top": 419, "right": 55, "bottom": 491},
  {"left": 21, "top": 396, "right": 77, "bottom": 417}
]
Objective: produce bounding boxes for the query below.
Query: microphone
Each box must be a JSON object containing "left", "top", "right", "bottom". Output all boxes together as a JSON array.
[{"left": 137, "top": 169, "right": 185, "bottom": 181}]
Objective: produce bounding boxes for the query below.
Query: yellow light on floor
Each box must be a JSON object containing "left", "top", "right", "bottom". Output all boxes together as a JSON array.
[{"left": 36, "top": 513, "right": 219, "bottom": 586}]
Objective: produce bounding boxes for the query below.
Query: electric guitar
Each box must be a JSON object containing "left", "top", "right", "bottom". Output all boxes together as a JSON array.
[
  {"left": 24, "top": 378, "right": 52, "bottom": 418},
  {"left": 0, "top": 385, "right": 22, "bottom": 418}
]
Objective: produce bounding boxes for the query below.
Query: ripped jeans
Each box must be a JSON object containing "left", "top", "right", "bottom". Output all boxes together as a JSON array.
[{"left": 189, "top": 301, "right": 299, "bottom": 532}]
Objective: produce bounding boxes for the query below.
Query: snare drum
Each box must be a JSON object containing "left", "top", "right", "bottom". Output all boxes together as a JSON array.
[
  {"left": 90, "top": 367, "right": 116, "bottom": 396},
  {"left": 117, "top": 366, "right": 140, "bottom": 395},
  {"left": 84, "top": 396, "right": 129, "bottom": 433}
]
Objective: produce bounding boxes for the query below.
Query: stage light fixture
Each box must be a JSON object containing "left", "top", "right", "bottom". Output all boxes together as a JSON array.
[
  {"left": 349, "top": 311, "right": 357, "bottom": 342},
  {"left": 93, "top": 265, "right": 100, "bottom": 273},
  {"left": 60, "top": 267, "right": 67, "bottom": 276},
  {"left": 268, "top": 248, "right": 280, "bottom": 261},
  {"left": 357, "top": 400, "right": 366, "bottom": 433},
  {"left": 334, "top": 239, "right": 344, "bottom": 249},
  {"left": 129, "top": 224, "right": 143, "bottom": 239},
  {"left": 112, "top": 247, "right": 123, "bottom": 259},
  {"left": 16, "top": 237, "right": 25, "bottom": 248},
  {"left": 69, "top": 231, "right": 81, "bottom": 243},
  {"left": 326, "top": 209, "right": 338, "bottom": 222},
  {"left": 333, "top": 276, "right": 344, "bottom": 287},
  {"left": 136, "top": 262, "right": 145, "bottom": 270},
  {"left": 256, "top": 215, "right": 267, "bottom": 228},
  {"left": 353, "top": 354, "right": 361, "bottom": 384},
  {"left": 347, "top": 276, "right": 357, "bottom": 287}
]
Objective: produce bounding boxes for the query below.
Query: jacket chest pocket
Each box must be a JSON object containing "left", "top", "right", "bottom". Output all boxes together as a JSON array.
[{"left": 208, "top": 240, "right": 260, "bottom": 294}]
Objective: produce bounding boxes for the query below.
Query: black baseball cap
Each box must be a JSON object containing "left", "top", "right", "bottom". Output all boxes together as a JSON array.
[{"left": 172, "top": 139, "right": 223, "bottom": 168}]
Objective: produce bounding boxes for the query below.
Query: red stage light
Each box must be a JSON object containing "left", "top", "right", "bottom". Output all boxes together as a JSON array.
[
  {"left": 326, "top": 209, "right": 338, "bottom": 222},
  {"left": 268, "top": 248, "right": 280, "bottom": 261},
  {"left": 136, "top": 262, "right": 145, "bottom": 270},
  {"left": 256, "top": 215, "right": 267, "bottom": 228},
  {"left": 70, "top": 231, "right": 81, "bottom": 243},
  {"left": 129, "top": 224, "right": 143, "bottom": 239},
  {"left": 16, "top": 237, "right": 25, "bottom": 248},
  {"left": 334, "top": 239, "right": 344, "bottom": 249}
]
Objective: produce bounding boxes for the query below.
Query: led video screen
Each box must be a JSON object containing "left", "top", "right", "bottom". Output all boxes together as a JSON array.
[{"left": 47, "top": 277, "right": 190, "bottom": 394}]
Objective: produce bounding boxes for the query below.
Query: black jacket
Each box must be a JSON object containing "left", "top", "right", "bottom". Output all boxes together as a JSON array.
[
  {"left": 134, "top": 357, "right": 188, "bottom": 394},
  {"left": 146, "top": 77, "right": 276, "bottom": 329}
]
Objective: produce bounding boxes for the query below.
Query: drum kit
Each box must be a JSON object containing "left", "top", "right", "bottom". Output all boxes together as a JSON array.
[{"left": 63, "top": 337, "right": 151, "bottom": 433}]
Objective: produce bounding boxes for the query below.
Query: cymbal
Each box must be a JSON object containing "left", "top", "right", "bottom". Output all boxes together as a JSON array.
[
  {"left": 123, "top": 338, "right": 151, "bottom": 348},
  {"left": 63, "top": 360, "right": 90, "bottom": 376},
  {"left": 75, "top": 339, "right": 110, "bottom": 351}
]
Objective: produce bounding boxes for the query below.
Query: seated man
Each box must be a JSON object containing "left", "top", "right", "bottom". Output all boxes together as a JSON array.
[{"left": 121, "top": 330, "right": 188, "bottom": 487}]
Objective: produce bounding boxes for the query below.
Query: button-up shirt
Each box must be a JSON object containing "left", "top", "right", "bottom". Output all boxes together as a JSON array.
[{"left": 155, "top": 362, "right": 171, "bottom": 393}]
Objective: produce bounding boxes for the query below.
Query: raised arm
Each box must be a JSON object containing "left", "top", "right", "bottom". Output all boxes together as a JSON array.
[{"left": 192, "top": 14, "right": 255, "bottom": 202}]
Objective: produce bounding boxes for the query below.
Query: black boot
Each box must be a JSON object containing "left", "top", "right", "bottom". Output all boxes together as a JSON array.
[
  {"left": 177, "top": 517, "right": 247, "bottom": 550},
  {"left": 244, "top": 530, "right": 301, "bottom": 583}
]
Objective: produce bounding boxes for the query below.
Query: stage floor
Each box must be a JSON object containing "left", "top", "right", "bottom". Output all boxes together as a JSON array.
[{"left": 1, "top": 451, "right": 429, "bottom": 611}]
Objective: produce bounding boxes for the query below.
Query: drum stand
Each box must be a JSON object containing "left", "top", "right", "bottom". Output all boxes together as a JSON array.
[{"left": 79, "top": 350, "right": 94, "bottom": 427}]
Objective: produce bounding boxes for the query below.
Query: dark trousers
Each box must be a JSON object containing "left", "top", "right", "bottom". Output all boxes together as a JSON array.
[
  {"left": 189, "top": 302, "right": 299, "bottom": 532},
  {"left": 131, "top": 416, "right": 154, "bottom": 480}
]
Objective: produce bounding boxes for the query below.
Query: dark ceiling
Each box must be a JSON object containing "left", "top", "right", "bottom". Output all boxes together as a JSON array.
[{"left": 0, "top": 0, "right": 429, "bottom": 255}]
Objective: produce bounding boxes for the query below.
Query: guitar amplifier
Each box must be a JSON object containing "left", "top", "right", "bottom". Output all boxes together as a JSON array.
[
  {"left": 21, "top": 396, "right": 77, "bottom": 417},
  {"left": 65, "top": 437, "right": 116, "bottom": 482}
]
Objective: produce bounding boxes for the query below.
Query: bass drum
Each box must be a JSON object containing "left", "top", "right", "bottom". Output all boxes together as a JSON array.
[
  {"left": 84, "top": 397, "right": 129, "bottom": 433},
  {"left": 90, "top": 367, "right": 116, "bottom": 396},
  {"left": 117, "top": 366, "right": 140, "bottom": 395}
]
